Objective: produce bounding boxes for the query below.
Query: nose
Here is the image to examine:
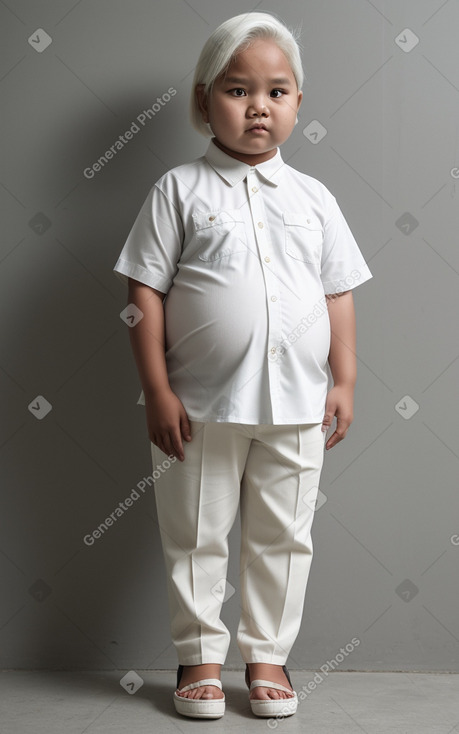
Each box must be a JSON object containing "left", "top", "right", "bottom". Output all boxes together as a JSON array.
[{"left": 247, "top": 96, "right": 269, "bottom": 117}]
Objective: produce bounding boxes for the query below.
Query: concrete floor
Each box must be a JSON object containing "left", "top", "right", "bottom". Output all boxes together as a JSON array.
[{"left": 2, "top": 669, "right": 459, "bottom": 733}]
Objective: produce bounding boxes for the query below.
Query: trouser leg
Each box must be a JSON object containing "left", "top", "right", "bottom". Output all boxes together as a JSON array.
[
  {"left": 151, "top": 421, "right": 251, "bottom": 665},
  {"left": 237, "top": 423, "right": 326, "bottom": 664}
]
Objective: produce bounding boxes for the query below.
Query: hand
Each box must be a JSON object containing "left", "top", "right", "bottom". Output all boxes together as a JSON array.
[
  {"left": 321, "top": 384, "right": 354, "bottom": 450},
  {"left": 144, "top": 389, "right": 192, "bottom": 461}
]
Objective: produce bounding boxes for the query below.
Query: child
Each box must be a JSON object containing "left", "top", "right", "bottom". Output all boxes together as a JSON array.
[{"left": 113, "top": 11, "right": 372, "bottom": 720}]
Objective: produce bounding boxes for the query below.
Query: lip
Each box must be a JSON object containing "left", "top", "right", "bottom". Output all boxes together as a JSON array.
[{"left": 247, "top": 124, "right": 268, "bottom": 132}]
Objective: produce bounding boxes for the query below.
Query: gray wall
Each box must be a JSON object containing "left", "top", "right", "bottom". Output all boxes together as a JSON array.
[{"left": 2, "top": 0, "right": 458, "bottom": 672}]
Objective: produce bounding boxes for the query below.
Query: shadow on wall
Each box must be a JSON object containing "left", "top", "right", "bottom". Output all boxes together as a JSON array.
[{"left": 2, "top": 87, "right": 191, "bottom": 670}]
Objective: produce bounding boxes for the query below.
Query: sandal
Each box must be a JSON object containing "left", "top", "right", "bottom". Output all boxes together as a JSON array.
[
  {"left": 245, "top": 663, "right": 298, "bottom": 717},
  {"left": 173, "top": 664, "right": 225, "bottom": 718}
]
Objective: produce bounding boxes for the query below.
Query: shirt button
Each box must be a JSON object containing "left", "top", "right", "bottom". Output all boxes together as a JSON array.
[
  {"left": 252, "top": 186, "right": 258, "bottom": 193},
  {"left": 258, "top": 221, "right": 264, "bottom": 228},
  {"left": 306, "top": 218, "right": 311, "bottom": 224},
  {"left": 270, "top": 347, "right": 276, "bottom": 354},
  {"left": 271, "top": 295, "right": 277, "bottom": 302},
  {"left": 208, "top": 215, "right": 215, "bottom": 221},
  {"left": 264, "top": 256, "right": 271, "bottom": 263}
]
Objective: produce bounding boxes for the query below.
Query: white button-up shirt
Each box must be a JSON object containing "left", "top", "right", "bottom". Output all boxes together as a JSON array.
[{"left": 113, "top": 138, "right": 372, "bottom": 424}]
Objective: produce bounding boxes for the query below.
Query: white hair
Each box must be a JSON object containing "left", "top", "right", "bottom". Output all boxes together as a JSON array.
[{"left": 189, "top": 11, "right": 304, "bottom": 137}]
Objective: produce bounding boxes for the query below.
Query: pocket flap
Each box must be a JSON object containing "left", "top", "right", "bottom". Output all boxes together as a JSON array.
[
  {"left": 193, "top": 209, "right": 244, "bottom": 233},
  {"left": 283, "top": 211, "right": 322, "bottom": 231}
]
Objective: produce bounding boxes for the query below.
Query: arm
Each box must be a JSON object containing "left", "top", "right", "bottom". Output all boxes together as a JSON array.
[
  {"left": 127, "top": 278, "right": 191, "bottom": 461},
  {"left": 321, "top": 290, "right": 356, "bottom": 450}
]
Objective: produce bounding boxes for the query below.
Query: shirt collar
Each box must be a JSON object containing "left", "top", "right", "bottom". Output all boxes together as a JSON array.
[{"left": 204, "top": 137, "right": 285, "bottom": 187}]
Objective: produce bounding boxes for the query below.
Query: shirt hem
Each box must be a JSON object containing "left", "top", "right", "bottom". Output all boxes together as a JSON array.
[{"left": 137, "top": 403, "right": 324, "bottom": 425}]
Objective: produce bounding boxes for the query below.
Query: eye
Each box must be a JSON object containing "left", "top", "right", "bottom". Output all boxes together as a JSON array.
[
  {"left": 271, "top": 89, "right": 284, "bottom": 98},
  {"left": 229, "top": 88, "right": 246, "bottom": 97}
]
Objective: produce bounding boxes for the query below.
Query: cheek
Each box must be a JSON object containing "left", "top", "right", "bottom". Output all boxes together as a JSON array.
[
  {"left": 221, "top": 99, "right": 239, "bottom": 116},
  {"left": 210, "top": 98, "right": 233, "bottom": 121},
  {"left": 214, "top": 102, "right": 240, "bottom": 126},
  {"left": 280, "top": 108, "right": 297, "bottom": 126}
]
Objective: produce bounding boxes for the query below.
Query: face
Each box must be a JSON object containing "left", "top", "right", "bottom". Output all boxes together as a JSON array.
[{"left": 196, "top": 38, "right": 302, "bottom": 165}]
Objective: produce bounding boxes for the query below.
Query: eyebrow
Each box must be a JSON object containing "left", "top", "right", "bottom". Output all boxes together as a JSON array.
[{"left": 223, "top": 76, "right": 292, "bottom": 86}]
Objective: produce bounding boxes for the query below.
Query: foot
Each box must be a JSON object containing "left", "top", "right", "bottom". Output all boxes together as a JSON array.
[
  {"left": 247, "top": 663, "right": 295, "bottom": 701},
  {"left": 176, "top": 664, "right": 224, "bottom": 700}
]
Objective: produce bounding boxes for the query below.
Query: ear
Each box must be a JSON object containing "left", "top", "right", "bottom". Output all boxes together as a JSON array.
[
  {"left": 195, "top": 84, "right": 209, "bottom": 124},
  {"left": 296, "top": 90, "right": 303, "bottom": 113}
]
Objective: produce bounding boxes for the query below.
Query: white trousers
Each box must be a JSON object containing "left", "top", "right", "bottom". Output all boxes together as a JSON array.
[{"left": 151, "top": 421, "right": 326, "bottom": 666}]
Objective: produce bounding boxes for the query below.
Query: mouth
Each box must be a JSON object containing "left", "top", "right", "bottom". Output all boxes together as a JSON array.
[{"left": 247, "top": 124, "right": 268, "bottom": 132}]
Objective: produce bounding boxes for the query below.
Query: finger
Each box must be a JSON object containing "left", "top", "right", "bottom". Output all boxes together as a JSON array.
[
  {"left": 321, "top": 405, "right": 336, "bottom": 430},
  {"left": 325, "top": 423, "right": 351, "bottom": 449},
  {"left": 335, "top": 417, "right": 351, "bottom": 437},
  {"left": 151, "top": 434, "right": 165, "bottom": 454},
  {"left": 322, "top": 416, "right": 334, "bottom": 433},
  {"left": 170, "top": 428, "right": 185, "bottom": 462},
  {"left": 159, "top": 432, "right": 176, "bottom": 460},
  {"left": 325, "top": 430, "right": 343, "bottom": 450},
  {"left": 322, "top": 406, "right": 334, "bottom": 420},
  {"left": 180, "top": 410, "right": 192, "bottom": 442},
  {"left": 336, "top": 416, "right": 353, "bottom": 430}
]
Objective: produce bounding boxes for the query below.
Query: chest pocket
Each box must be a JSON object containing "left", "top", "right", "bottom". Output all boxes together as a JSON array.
[
  {"left": 283, "top": 212, "right": 323, "bottom": 267},
  {"left": 193, "top": 209, "right": 247, "bottom": 261}
]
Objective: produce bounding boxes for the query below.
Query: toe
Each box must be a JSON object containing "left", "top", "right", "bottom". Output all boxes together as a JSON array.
[
  {"left": 178, "top": 685, "right": 222, "bottom": 700},
  {"left": 251, "top": 687, "right": 275, "bottom": 700},
  {"left": 251, "top": 685, "right": 294, "bottom": 700}
]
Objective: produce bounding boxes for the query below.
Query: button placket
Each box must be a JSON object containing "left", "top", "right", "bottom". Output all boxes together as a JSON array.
[{"left": 246, "top": 170, "right": 283, "bottom": 420}]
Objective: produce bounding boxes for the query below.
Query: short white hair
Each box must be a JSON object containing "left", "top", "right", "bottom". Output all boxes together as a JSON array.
[{"left": 190, "top": 11, "right": 304, "bottom": 137}]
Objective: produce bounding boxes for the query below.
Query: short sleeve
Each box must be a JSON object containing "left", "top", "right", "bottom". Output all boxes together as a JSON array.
[
  {"left": 113, "top": 183, "right": 184, "bottom": 293},
  {"left": 320, "top": 196, "right": 373, "bottom": 295}
]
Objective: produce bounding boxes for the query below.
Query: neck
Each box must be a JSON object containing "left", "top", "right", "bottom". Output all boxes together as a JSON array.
[{"left": 212, "top": 138, "right": 277, "bottom": 165}]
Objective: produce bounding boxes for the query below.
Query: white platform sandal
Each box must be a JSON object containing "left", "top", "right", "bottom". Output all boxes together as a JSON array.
[
  {"left": 245, "top": 664, "right": 298, "bottom": 717},
  {"left": 174, "top": 665, "right": 225, "bottom": 718}
]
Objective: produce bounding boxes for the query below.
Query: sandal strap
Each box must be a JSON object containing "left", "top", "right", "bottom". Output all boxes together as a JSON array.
[
  {"left": 249, "top": 678, "right": 294, "bottom": 694},
  {"left": 177, "top": 677, "right": 222, "bottom": 693}
]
